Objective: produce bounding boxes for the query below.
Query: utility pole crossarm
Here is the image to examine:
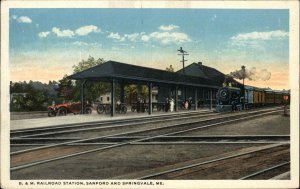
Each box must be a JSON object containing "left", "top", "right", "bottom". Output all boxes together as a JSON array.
[{"left": 177, "top": 47, "right": 189, "bottom": 72}]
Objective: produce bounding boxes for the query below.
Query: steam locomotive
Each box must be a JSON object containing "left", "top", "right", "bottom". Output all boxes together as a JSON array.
[{"left": 216, "top": 85, "right": 290, "bottom": 112}]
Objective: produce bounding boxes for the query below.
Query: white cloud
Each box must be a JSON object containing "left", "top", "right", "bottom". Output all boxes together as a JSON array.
[
  {"left": 73, "top": 41, "right": 89, "bottom": 46},
  {"left": 72, "top": 41, "right": 102, "bottom": 48},
  {"left": 18, "top": 16, "right": 32, "bottom": 23},
  {"left": 149, "top": 31, "right": 190, "bottom": 44},
  {"left": 52, "top": 27, "right": 75, "bottom": 38},
  {"left": 108, "top": 32, "right": 142, "bottom": 42},
  {"left": 231, "top": 30, "right": 288, "bottom": 41},
  {"left": 106, "top": 25, "right": 190, "bottom": 45},
  {"left": 230, "top": 30, "right": 289, "bottom": 49},
  {"left": 12, "top": 15, "right": 32, "bottom": 24},
  {"left": 38, "top": 31, "right": 50, "bottom": 38},
  {"left": 141, "top": 35, "right": 150, "bottom": 42},
  {"left": 107, "top": 32, "right": 122, "bottom": 40},
  {"left": 124, "top": 33, "right": 140, "bottom": 42},
  {"left": 75, "top": 25, "right": 101, "bottom": 36},
  {"left": 159, "top": 25, "right": 179, "bottom": 31},
  {"left": 40, "top": 25, "right": 101, "bottom": 39}
]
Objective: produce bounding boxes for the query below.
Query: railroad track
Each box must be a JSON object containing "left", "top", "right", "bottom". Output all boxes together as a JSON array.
[
  {"left": 11, "top": 135, "right": 290, "bottom": 146},
  {"left": 11, "top": 110, "right": 214, "bottom": 138},
  {"left": 11, "top": 107, "right": 283, "bottom": 138},
  {"left": 11, "top": 108, "right": 286, "bottom": 172},
  {"left": 131, "top": 144, "right": 290, "bottom": 180},
  {"left": 11, "top": 107, "right": 282, "bottom": 155},
  {"left": 11, "top": 107, "right": 283, "bottom": 141},
  {"left": 239, "top": 161, "right": 290, "bottom": 180}
]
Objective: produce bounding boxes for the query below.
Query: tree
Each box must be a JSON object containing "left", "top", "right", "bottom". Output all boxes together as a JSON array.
[
  {"left": 123, "top": 84, "right": 151, "bottom": 103},
  {"left": 57, "top": 75, "right": 73, "bottom": 100},
  {"left": 10, "top": 81, "right": 50, "bottom": 111},
  {"left": 70, "top": 56, "right": 109, "bottom": 102},
  {"left": 165, "top": 65, "right": 174, "bottom": 72},
  {"left": 73, "top": 56, "right": 105, "bottom": 73}
]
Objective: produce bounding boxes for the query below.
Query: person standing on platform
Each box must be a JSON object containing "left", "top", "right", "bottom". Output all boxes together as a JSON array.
[
  {"left": 170, "top": 98, "right": 175, "bottom": 112},
  {"left": 165, "top": 97, "right": 169, "bottom": 112},
  {"left": 231, "top": 100, "right": 236, "bottom": 112},
  {"left": 116, "top": 99, "right": 121, "bottom": 112},
  {"left": 184, "top": 99, "right": 189, "bottom": 110}
]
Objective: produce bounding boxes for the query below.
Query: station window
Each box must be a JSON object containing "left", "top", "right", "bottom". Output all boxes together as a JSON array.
[{"left": 107, "top": 97, "right": 110, "bottom": 102}]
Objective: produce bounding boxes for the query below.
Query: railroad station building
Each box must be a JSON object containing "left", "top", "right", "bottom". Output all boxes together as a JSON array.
[{"left": 68, "top": 60, "right": 241, "bottom": 116}]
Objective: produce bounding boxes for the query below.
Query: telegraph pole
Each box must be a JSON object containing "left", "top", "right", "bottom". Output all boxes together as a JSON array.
[
  {"left": 178, "top": 47, "right": 189, "bottom": 73},
  {"left": 241, "top": 65, "right": 246, "bottom": 109}
]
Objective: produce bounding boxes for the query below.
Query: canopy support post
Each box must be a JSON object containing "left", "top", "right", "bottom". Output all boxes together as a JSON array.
[
  {"left": 195, "top": 88, "right": 198, "bottom": 110},
  {"left": 175, "top": 86, "right": 179, "bottom": 112},
  {"left": 111, "top": 78, "right": 115, "bottom": 117},
  {"left": 210, "top": 89, "right": 213, "bottom": 110},
  {"left": 80, "top": 80, "right": 87, "bottom": 114},
  {"left": 148, "top": 83, "right": 153, "bottom": 115}
]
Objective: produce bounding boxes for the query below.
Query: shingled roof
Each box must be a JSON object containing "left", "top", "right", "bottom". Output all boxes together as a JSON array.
[
  {"left": 177, "top": 62, "right": 241, "bottom": 87},
  {"left": 68, "top": 60, "right": 221, "bottom": 88}
]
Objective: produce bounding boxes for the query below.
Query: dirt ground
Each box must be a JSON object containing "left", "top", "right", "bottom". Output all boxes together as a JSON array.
[{"left": 11, "top": 143, "right": 265, "bottom": 179}]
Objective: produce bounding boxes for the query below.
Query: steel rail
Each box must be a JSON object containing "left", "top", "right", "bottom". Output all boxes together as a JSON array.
[
  {"left": 11, "top": 109, "right": 283, "bottom": 171},
  {"left": 131, "top": 141, "right": 290, "bottom": 145},
  {"left": 11, "top": 134, "right": 290, "bottom": 140},
  {"left": 12, "top": 112, "right": 218, "bottom": 139},
  {"left": 135, "top": 144, "right": 289, "bottom": 180},
  {"left": 11, "top": 110, "right": 211, "bottom": 135},
  {"left": 10, "top": 112, "right": 220, "bottom": 154},
  {"left": 11, "top": 135, "right": 290, "bottom": 145},
  {"left": 11, "top": 106, "right": 281, "bottom": 137},
  {"left": 239, "top": 161, "right": 290, "bottom": 180},
  {"left": 12, "top": 141, "right": 289, "bottom": 146},
  {"left": 12, "top": 107, "right": 281, "bottom": 139},
  {"left": 10, "top": 108, "right": 281, "bottom": 155}
]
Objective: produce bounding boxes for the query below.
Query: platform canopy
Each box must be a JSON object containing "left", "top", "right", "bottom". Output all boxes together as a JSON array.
[{"left": 68, "top": 60, "right": 222, "bottom": 88}]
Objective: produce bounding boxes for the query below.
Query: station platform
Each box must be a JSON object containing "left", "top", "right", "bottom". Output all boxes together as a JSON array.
[{"left": 10, "top": 108, "right": 212, "bottom": 131}]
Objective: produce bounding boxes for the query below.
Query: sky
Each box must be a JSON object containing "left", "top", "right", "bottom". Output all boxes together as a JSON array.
[{"left": 9, "top": 8, "right": 289, "bottom": 90}]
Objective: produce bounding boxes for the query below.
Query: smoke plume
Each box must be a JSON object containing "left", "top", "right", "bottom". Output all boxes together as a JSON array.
[{"left": 230, "top": 67, "right": 271, "bottom": 81}]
